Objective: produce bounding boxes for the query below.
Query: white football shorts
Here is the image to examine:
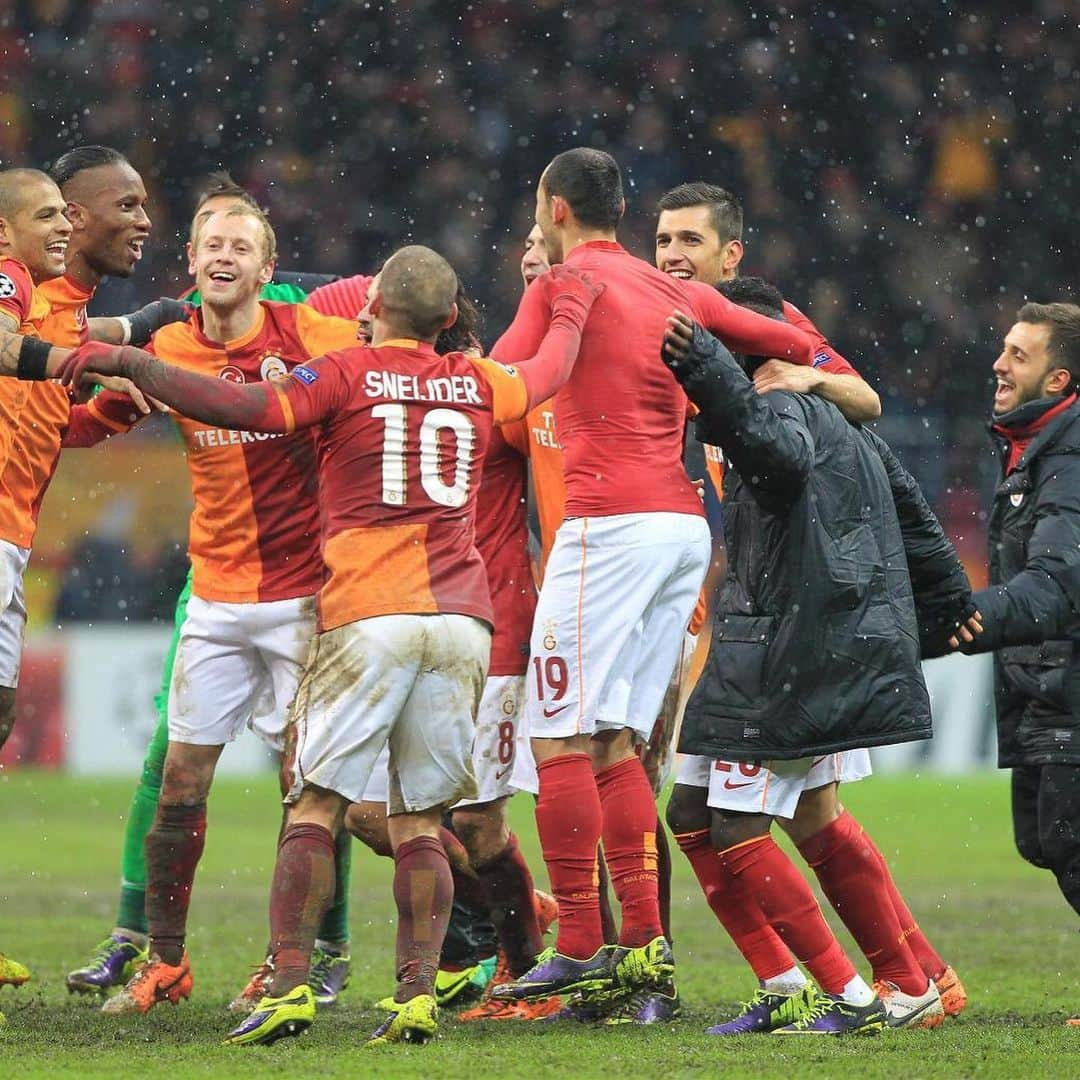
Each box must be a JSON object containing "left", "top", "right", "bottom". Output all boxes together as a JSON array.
[
  {"left": 167, "top": 593, "right": 315, "bottom": 750},
  {"left": 288, "top": 612, "right": 489, "bottom": 814},
  {"left": 0, "top": 539, "right": 30, "bottom": 688},
  {"left": 526, "top": 511, "right": 711, "bottom": 743},
  {"left": 676, "top": 750, "right": 874, "bottom": 820}
]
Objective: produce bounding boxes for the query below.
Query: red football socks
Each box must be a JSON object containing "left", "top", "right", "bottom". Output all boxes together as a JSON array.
[
  {"left": 596, "top": 756, "right": 663, "bottom": 947},
  {"left": 267, "top": 822, "right": 336, "bottom": 995},
  {"left": 799, "top": 811, "right": 935, "bottom": 993},
  {"left": 674, "top": 828, "right": 795, "bottom": 980},
  {"left": 145, "top": 801, "right": 207, "bottom": 966},
  {"left": 476, "top": 833, "right": 544, "bottom": 976},
  {"left": 719, "top": 834, "right": 856, "bottom": 995},
  {"left": 535, "top": 753, "right": 603, "bottom": 958},
  {"left": 656, "top": 817, "right": 673, "bottom": 942},
  {"left": 393, "top": 834, "right": 454, "bottom": 1002}
]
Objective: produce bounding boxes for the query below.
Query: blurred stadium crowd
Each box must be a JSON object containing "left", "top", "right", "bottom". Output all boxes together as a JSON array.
[{"left": 2, "top": 0, "right": 1077, "bottom": 620}]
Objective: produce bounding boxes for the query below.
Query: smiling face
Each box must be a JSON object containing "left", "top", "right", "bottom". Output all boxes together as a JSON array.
[
  {"left": 992, "top": 320, "right": 1071, "bottom": 414},
  {"left": 0, "top": 175, "right": 72, "bottom": 282},
  {"left": 655, "top": 204, "right": 741, "bottom": 286},
  {"left": 63, "top": 161, "right": 151, "bottom": 280},
  {"left": 192, "top": 209, "right": 273, "bottom": 312},
  {"left": 357, "top": 271, "right": 380, "bottom": 345},
  {"left": 521, "top": 223, "right": 549, "bottom": 288}
]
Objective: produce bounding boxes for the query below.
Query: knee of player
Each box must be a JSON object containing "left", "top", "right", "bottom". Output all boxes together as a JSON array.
[
  {"left": 452, "top": 804, "right": 508, "bottom": 865},
  {"left": 0, "top": 685, "right": 15, "bottom": 748},
  {"left": 666, "top": 783, "right": 710, "bottom": 835},
  {"left": 344, "top": 801, "right": 392, "bottom": 857},
  {"left": 783, "top": 785, "right": 842, "bottom": 846},
  {"left": 710, "top": 808, "right": 770, "bottom": 852},
  {"left": 160, "top": 751, "right": 216, "bottom": 805}
]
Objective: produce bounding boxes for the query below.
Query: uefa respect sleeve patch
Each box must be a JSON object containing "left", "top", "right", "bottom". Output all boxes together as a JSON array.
[{"left": 292, "top": 365, "right": 319, "bottom": 385}]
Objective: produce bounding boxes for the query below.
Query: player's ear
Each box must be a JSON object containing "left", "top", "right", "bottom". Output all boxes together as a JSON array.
[
  {"left": 259, "top": 260, "right": 274, "bottom": 286},
  {"left": 551, "top": 194, "right": 569, "bottom": 226},
  {"left": 186, "top": 241, "right": 196, "bottom": 276},
  {"left": 722, "top": 239, "right": 744, "bottom": 276},
  {"left": 440, "top": 302, "right": 459, "bottom": 330},
  {"left": 64, "top": 201, "right": 87, "bottom": 232}
]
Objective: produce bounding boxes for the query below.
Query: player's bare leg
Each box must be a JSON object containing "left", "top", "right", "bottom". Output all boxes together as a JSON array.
[
  {"left": 102, "top": 741, "right": 221, "bottom": 1016},
  {"left": 0, "top": 685, "right": 15, "bottom": 749},
  {"left": 782, "top": 783, "right": 950, "bottom": 1025}
]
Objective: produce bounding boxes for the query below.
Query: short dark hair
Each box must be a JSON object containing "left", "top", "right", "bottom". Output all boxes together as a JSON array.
[
  {"left": 542, "top": 148, "right": 624, "bottom": 230},
  {"left": 193, "top": 170, "right": 258, "bottom": 214},
  {"left": 1017, "top": 301, "right": 1080, "bottom": 393},
  {"left": 49, "top": 145, "right": 129, "bottom": 188},
  {"left": 716, "top": 276, "right": 785, "bottom": 372},
  {"left": 657, "top": 182, "right": 743, "bottom": 243},
  {"left": 436, "top": 283, "right": 483, "bottom": 355},
  {"left": 380, "top": 245, "right": 458, "bottom": 339}
]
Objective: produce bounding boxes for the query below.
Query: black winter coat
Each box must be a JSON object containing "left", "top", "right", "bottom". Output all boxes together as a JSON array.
[
  {"left": 965, "top": 397, "right": 1080, "bottom": 766},
  {"left": 673, "top": 325, "right": 969, "bottom": 761}
]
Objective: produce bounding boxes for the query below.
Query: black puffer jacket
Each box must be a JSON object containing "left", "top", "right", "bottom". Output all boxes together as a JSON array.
[
  {"left": 673, "top": 325, "right": 970, "bottom": 761},
  {"left": 964, "top": 395, "right": 1080, "bottom": 766}
]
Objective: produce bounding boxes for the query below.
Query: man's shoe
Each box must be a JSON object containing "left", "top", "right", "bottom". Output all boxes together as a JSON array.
[
  {"left": 0, "top": 954, "right": 30, "bottom": 988},
  {"left": 707, "top": 986, "right": 813, "bottom": 1034},
  {"left": 1067, "top": 1016, "right": 1080, "bottom": 1027},
  {"left": 611, "top": 936, "right": 674, "bottom": 992},
  {"left": 434, "top": 956, "right": 496, "bottom": 1007},
  {"left": 224, "top": 985, "right": 315, "bottom": 1046},
  {"left": 605, "top": 981, "right": 682, "bottom": 1025},
  {"left": 228, "top": 957, "right": 273, "bottom": 1015},
  {"left": 874, "top": 979, "right": 944, "bottom": 1029},
  {"left": 490, "top": 945, "right": 613, "bottom": 1002},
  {"left": 67, "top": 935, "right": 146, "bottom": 996},
  {"left": 367, "top": 993, "right": 438, "bottom": 1046},
  {"left": 533, "top": 889, "right": 559, "bottom": 935},
  {"left": 541, "top": 994, "right": 611, "bottom": 1023},
  {"left": 308, "top": 944, "right": 350, "bottom": 1007},
  {"left": 101, "top": 953, "right": 193, "bottom": 1015},
  {"left": 935, "top": 965, "right": 967, "bottom": 1017},
  {"left": 458, "top": 995, "right": 563, "bottom": 1021},
  {"left": 774, "top": 991, "right": 887, "bottom": 1035}
]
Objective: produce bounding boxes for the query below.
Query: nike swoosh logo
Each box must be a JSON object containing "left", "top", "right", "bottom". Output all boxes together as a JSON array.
[
  {"left": 542, "top": 704, "right": 570, "bottom": 718},
  {"left": 495, "top": 766, "right": 511, "bottom": 781},
  {"left": 886, "top": 995, "right": 939, "bottom": 1028},
  {"left": 723, "top": 780, "right": 754, "bottom": 790}
]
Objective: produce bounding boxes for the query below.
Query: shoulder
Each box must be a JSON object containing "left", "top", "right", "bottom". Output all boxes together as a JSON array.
[{"left": 152, "top": 318, "right": 195, "bottom": 354}]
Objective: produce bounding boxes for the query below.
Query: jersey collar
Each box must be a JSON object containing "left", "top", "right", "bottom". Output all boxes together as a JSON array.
[
  {"left": 566, "top": 239, "right": 624, "bottom": 262},
  {"left": 193, "top": 301, "right": 267, "bottom": 352}
]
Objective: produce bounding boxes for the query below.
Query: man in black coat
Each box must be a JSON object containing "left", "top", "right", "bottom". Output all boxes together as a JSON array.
[
  {"left": 662, "top": 278, "right": 976, "bottom": 1036},
  {"left": 956, "top": 302, "right": 1080, "bottom": 927}
]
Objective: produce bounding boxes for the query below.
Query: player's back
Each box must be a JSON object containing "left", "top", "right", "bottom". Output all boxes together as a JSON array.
[
  {"left": 294, "top": 341, "right": 503, "bottom": 633},
  {"left": 559, "top": 241, "right": 702, "bottom": 519}
]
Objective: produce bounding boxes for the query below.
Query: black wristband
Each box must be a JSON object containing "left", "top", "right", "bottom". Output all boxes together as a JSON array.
[{"left": 17, "top": 335, "right": 51, "bottom": 381}]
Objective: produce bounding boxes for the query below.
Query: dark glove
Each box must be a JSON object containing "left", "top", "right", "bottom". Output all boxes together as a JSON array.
[
  {"left": 662, "top": 316, "right": 716, "bottom": 386},
  {"left": 125, "top": 298, "right": 193, "bottom": 346},
  {"left": 548, "top": 265, "right": 604, "bottom": 327},
  {"left": 920, "top": 596, "right": 979, "bottom": 659}
]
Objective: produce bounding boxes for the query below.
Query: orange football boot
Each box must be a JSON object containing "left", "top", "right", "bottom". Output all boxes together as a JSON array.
[{"left": 101, "top": 952, "right": 193, "bottom": 1015}]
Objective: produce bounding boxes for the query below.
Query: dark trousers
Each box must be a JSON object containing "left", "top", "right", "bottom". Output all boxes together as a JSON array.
[{"left": 1012, "top": 764, "right": 1080, "bottom": 918}]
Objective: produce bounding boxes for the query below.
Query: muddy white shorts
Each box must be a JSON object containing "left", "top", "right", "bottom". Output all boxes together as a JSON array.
[
  {"left": 641, "top": 631, "right": 698, "bottom": 794},
  {"left": 168, "top": 593, "right": 315, "bottom": 749},
  {"left": 527, "top": 511, "right": 711, "bottom": 743},
  {"left": 0, "top": 540, "right": 30, "bottom": 688},
  {"left": 676, "top": 750, "right": 873, "bottom": 820},
  {"left": 360, "top": 673, "right": 529, "bottom": 807},
  {"left": 289, "top": 612, "right": 489, "bottom": 814}
]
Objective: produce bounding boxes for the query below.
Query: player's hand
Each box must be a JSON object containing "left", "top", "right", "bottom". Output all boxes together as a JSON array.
[
  {"left": 947, "top": 607, "right": 984, "bottom": 650},
  {"left": 94, "top": 376, "right": 160, "bottom": 415},
  {"left": 56, "top": 340, "right": 126, "bottom": 390},
  {"left": 753, "top": 358, "right": 824, "bottom": 396},
  {"left": 548, "top": 265, "right": 604, "bottom": 326},
  {"left": 125, "top": 298, "right": 194, "bottom": 347},
  {"left": 662, "top": 311, "right": 696, "bottom": 368}
]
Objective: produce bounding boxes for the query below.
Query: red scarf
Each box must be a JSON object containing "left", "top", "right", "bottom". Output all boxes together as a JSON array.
[{"left": 992, "top": 392, "right": 1077, "bottom": 474}]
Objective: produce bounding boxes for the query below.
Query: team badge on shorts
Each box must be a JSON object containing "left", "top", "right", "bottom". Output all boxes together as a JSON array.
[
  {"left": 542, "top": 620, "right": 558, "bottom": 651},
  {"left": 0, "top": 274, "right": 17, "bottom": 300}
]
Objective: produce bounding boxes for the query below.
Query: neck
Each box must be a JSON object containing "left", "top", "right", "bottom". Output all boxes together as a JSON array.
[
  {"left": 560, "top": 226, "right": 616, "bottom": 260},
  {"left": 371, "top": 318, "right": 435, "bottom": 347},
  {"left": 201, "top": 295, "right": 260, "bottom": 344},
  {"left": 62, "top": 247, "right": 101, "bottom": 291}
]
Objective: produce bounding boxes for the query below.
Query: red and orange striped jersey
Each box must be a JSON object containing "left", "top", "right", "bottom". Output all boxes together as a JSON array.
[
  {"left": 0, "top": 275, "right": 90, "bottom": 547},
  {"left": 0, "top": 260, "right": 61, "bottom": 548},
  {"left": 93, "top": 301, "right": 360, "bottom": 604},
  {"left": 274, "top": 339, "right": 531, "bottom": 633}
]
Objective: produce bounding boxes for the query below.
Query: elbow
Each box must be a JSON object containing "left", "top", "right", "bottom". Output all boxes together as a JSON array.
[{"left": 862, "top": 389, "right": 883, "bottom": 422}]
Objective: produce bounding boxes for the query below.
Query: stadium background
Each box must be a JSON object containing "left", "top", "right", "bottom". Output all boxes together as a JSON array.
[{"left": 1, "top": 0, "right": 1077, "bottom": 772}]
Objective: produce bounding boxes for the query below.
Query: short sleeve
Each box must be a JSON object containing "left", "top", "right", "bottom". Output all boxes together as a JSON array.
[
  {"left": 0, "top": 260, "right": 34, "bottom": 325},
  {"left": 275, "top": 351, "right": 353, "bottom": 432},
  {"left": 471, "top": 356, "right": 529, "bottom": 424}
]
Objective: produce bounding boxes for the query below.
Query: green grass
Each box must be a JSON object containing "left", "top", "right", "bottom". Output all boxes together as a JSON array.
[{"left": 0, "top": 770, "right": 1075, "bottom": 1078}]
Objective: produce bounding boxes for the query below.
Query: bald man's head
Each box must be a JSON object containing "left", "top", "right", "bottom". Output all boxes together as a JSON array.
[
  {"left": 0, "top": 169, "right": 59, "bottom": 219},
  {"left": 376, "top": 245, "right": 459, "bottom": 339}
]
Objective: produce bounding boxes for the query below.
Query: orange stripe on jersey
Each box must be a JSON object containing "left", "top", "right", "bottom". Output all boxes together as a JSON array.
[
  {"left": 471, "top": 356, "right": 528, "bottom": 424},
  {"left": 319, "top": 523, "right": 438, "bottom": 630},
  {"left": 273, "top": 384, "right": 296, "bottom": 434}
]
